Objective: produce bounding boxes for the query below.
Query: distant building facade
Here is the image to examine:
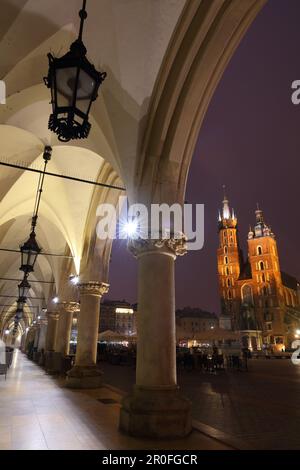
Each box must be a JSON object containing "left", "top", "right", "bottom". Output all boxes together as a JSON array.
[
  {"left": 176, "top": 307, "right": 218, "bottom": 336},
  {"left": 99, "top": 300, "right": 137, "bottom": 336},
  {"left": 217, "top": 193, "right": 300, "bottom": 350}
]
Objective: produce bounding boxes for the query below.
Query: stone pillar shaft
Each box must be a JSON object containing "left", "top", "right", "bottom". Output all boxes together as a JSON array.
[
  {"left": 66, "top": 282, "right": 109, "bottom": 388},
  {"left": 120, "top": 236, "right": 191, "bottom": 438},
  {"left": 45, "top": 313, "right": 58, "bottom": 351},
  {"left": 55, "top": 303, "right": 78, "bottom": 356},
  {"left": 136, "top": 249, "right": 176, "bottom": 388},
  {"left": 75, "top": 288, "right": 102, "bottom": 367}
]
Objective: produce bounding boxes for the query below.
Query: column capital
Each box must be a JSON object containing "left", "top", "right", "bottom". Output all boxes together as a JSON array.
[
  {"left": 46, "top": 312, "right": 59, "bottom": 321},
  {"left": 128, "top": 234, "right": 187, "bottom": 259},
  {"left": 59, "top": 301, "right": 80, "bottom": 314},
  {"left": 78, "top": 282, "right": 109, "bottom": 297}
]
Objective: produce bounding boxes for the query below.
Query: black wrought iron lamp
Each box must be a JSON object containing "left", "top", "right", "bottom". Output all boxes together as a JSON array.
[
  {"left": 44, "top": 0, "right": 107, "bottom": 142},
  {"left": 20, "top": 230, "right": 41, "bottom": 274},
  {"left": 15, "top": 309, "right": 23, "bottom": 321},
  {"left": 19, "top": 146, "right": 52, "bottom": 275},
  {"left": 18, "top": 278, "right": 31, "bottom": 302}
]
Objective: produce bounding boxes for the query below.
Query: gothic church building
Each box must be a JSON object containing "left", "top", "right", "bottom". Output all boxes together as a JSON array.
[{"left": 217, "top": 194, "right": 300, "bottom": 351}]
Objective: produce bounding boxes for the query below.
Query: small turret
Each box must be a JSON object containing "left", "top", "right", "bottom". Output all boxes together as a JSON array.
[{"left": 252, "top": 204, "right": 275, "bottom": 239}]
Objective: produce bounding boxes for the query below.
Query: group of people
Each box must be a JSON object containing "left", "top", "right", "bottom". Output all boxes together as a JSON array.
[{"left": 177, "top": 346, "right": 250, "bottom": 372}]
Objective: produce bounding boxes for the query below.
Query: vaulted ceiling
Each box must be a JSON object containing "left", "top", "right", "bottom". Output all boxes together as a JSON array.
[{"left": 0, "top": 0, "right": 185, "bottom": 329}]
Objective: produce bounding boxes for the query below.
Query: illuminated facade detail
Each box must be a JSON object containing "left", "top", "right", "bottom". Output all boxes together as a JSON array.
[
  {"left": 115, "top": 308, "right": 134, "bottom": 314},
  {"left": 99, "top": 301, "right": 137, "bottom": 336},
  {"left": 217, "top": 195, "right": 300, "bottom": 350}
]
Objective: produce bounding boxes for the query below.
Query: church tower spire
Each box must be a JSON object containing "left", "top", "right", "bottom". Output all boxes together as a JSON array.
[
  {"left": 217, "top": 188, "right": 242, "bottom": 329},
  {"left": 218, "top": 185, "right": 237, "bottom": 231}
]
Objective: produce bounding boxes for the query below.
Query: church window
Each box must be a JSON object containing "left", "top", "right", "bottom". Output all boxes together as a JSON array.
[
  {"left": 262, "top": 273, "right": 266, "bottom": 282},
  {"left": 257, "top": 246, "right": 263, "bottom": 255},
  {"left": 263, "top": 286, "right": 268, "bottom": 296},
  {"left": 291, "top": 292, "right": 295, "bottom": 307},
  {"left": 226, "top": 267, "right": 230, "bottom": 275},
  {"left": 224, "top": 246, "right": 228, "bottom": 254},
  {"left": 224, "top": 256, "right": 228, "bottom": 264},
  {"left": 241, "top": 284, "right": 253, "bottom": 304},
  {"left": 268, "top": 285, "right": 272, "bottom": 294},
  {"left": 259, "top": 261, "right": 265, "bottom": 271}
]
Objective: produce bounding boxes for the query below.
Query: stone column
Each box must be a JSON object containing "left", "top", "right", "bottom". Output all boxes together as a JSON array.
[
  {"left": 66, "top": 282, "right": 109, "bottom": 388},
  {"left": 119, "top": 236, "right": 191, "bottom": 438},
  {"left": 45, "top": 312, "right": 59, "bottom": 351},
  {"left": 20, "top": 332, "right": 27, "bottom": 352},
  {"left": 37, "top": 321, "right": 48, "bottom": 352},
  {"left": 55, "top": 302, "right": 78, "bottom": 356}
]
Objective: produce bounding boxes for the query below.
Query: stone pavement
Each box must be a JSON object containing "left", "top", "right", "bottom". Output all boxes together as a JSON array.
[
  {"left": 0, "top": 351, "right": 229, "bottom": 450},
  {"left": 101, "top": 358, "right": 300, "bottom": 450}
]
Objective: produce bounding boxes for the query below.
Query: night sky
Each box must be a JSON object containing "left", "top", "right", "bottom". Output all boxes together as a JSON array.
[{"left": 107, "top": 0, "right": 300, "bottom": 315}]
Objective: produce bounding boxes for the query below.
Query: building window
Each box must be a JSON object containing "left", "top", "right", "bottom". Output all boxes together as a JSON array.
[
  {"left": 268, "top": 285, "right": 272, "bottom": 294},
  {"left": 224, "top": 246, "right": 228, "bottom": 254},
  {"left": 257, "top": 246, "right": 263, "bottom": 255},
  {"left": 227, "top": 278, "right": 231, "bottom": 287},
  {"left": 224, "top": 256, "right": 228, "bottom": 264},
  {"left": 241, "top": 284, "right": 253, "bottom": 305},
  {"left": 262, "top": 273, "right": 266, "bottom": 283},
  {"left": 226, "top": 267, "right": 230, "bottom": 275},
  {"left": 259, "top": 261, "right": 265, "bottom": 271},
  {"left": 263, "top": 286, "right": 268, "bottom": 296}
]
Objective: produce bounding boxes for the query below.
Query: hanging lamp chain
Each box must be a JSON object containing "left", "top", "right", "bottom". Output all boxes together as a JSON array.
[
  {"left": 78, "top": 0, "right": 88, "bottom": 42},
  {"left": 31, "top": 146, "right": 52, "bottom": 232}
]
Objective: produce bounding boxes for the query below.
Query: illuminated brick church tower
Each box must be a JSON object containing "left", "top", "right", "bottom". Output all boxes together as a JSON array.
[{"left": 217, "top": 190, "right": 300, "bottom": 351}]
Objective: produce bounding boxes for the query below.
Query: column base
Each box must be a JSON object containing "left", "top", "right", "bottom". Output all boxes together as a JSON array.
[
  {"left": 66, "top": 365, "right": 103, "bottom": 389},
  {"left": 119, "top": 385, "right": 192, "bottom": 438}
]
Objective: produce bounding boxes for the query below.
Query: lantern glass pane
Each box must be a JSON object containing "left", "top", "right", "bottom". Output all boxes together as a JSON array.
[
  {"left": 76, "top": 69, "right": 96, "bottom": 114},
  {"left": 56, "top": 67, "right": 78, "bottom": 107},
  {"left": 78, "top": 69, "right": 95, "bottom": 99}
]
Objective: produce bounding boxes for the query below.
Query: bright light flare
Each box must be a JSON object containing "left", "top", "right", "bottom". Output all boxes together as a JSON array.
[
  {"left": 70, "top": 275, "right": 80, "bottom": 285},
  {"left": 121, "top": 220, "right": 139, "bottom": 239},
  {"left": 52, "top": 296, "right": 59, "bottom": 304}
]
